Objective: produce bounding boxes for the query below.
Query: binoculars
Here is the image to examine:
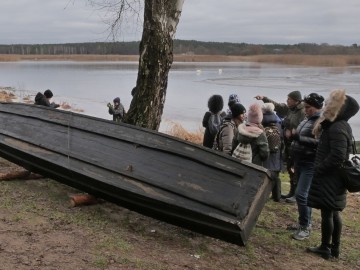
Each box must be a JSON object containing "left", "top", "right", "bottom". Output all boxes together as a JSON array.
[{"left": 107, "top": 103, "right": 112, "bottom": 108}]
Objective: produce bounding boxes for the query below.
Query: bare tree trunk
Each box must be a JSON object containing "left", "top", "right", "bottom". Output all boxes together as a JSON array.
[{"left": 125, "top": 0, "right": 184, "bottom": 130}]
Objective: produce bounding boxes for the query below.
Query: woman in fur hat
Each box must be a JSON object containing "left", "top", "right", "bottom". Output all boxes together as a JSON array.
[
  {"left": 307, "top": 89, "right": 359, "bottom": 259},
  {"left": 232, "top": 103, "right": 269, "bottom": 166},
  {"left": 202, "top": 95, "right": 226, "bottom": 148}
]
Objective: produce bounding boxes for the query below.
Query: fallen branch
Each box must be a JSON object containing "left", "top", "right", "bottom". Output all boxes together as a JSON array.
[
  {"left": 0, "top": 170, "right": 43, "bottom": 181},
  {"left": 69, "top": 194, "right": 98, "bottom": 207}
]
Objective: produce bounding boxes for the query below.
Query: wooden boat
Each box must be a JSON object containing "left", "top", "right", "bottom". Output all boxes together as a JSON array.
[{"left": 0, "top": 102, "right": 272, "bottom": 246}]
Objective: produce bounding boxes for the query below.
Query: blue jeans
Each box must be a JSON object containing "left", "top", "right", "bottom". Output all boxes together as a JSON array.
[{"left": 294, "top": 161, "right": 314, "bottom": 227}]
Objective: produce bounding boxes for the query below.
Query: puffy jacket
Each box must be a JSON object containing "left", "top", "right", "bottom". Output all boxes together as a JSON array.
[
  {"left": 308, "top": 91, "right": 359, "bottom": 211},
  {"left": 290, "top": 112, "right": 320, "bottom": 162},
  {"left": 218, "top": 118, "right": 237, "bottom": 155}
]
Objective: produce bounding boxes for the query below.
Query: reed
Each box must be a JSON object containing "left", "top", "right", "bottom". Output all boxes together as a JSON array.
[
  {"left": 165, "top": 121, "right": 203, "bottom": 145},
  {"left": 2, "top": 54, "right": 360, "bottom": 66}
]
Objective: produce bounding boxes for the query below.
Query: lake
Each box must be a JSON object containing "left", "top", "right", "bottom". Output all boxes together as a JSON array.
[{"left": 1, "top": 61, "right": 360, "bottom": 139}]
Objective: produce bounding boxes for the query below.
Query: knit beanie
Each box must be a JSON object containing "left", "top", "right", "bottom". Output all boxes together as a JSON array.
[
  {"left": 113, "top": 97, "right": 120, "bottom": 103},
  {"left": 230, "top": 103, "right": 246, "bottom": 118},
  {"left": 247, "top": 103, "right": 263, "bottom": 124},
  {"left": 261, "top": 103, "right": 275, "bottom": 113},
  {"left": 228, "top": 94, "right": 240, "bottom": 104},
  {"left": 287, "top": 91, "right": 302, "bottom": 101},
  {"left": 303, "top": 93, "right": 324, "bottom": 109},
  {"left": 44, "top": 89, "right": 53, "bottom": 98}
]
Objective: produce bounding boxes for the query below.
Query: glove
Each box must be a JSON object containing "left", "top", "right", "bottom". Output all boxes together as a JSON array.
[{"left": 107, "top": 103, "right": 112, "bottom": 108}]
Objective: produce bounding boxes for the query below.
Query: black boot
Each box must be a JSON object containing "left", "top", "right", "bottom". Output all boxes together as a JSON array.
[
  {"left": 306, "top": 245, "right": 332, "bottom": 260},
  {"left": 271, "top": 172, "right": 281, "bottom": 202},
  {"left": 331, "top": 243, "right": 340, "bottom": 258},
  {"left": 281, "top": 181, "right": 296, "bottom": 199}
]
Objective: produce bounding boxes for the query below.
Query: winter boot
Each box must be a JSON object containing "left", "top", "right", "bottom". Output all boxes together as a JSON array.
[
  {"left": 306, "top": 245, "right": 332, "bottom": 260},
  {"left": 281, "top": 174, "right": 297, "bottom": 199},
  {"left": 271, "top": 172, "right": 281, "bottom": 202},
  {"left": 331, "top": 243, "right": 340, "bottom": 258}
]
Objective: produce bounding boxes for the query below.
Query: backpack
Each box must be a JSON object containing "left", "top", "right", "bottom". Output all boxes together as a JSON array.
[
  {"left": 212, "top": 121, "right": 236, "bottom": 151},
  {"left": 264, "top": 124, "right": 281, "bottom": 153},
  {"left": 208, "top": 112, "right": 222, "bottom": 136},
  {"left": 232, "top": 142, "right": 253, "bottom": 162}
]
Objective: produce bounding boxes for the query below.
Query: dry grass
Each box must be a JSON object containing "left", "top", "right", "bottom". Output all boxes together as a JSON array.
[
  {"left": 59, "top": 101, "right": 84, "bottom": 112},
  {"left": 0, "top": 90, "right": 17, "bottom": 102},
  {"left": 2, "top": 54, "right": 360, "bottom": 66},
  {"left": 165, "top": 121, "right": 203, "bottom": 145}
]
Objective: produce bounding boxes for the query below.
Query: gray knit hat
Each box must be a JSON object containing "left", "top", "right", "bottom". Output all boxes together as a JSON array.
[{"left": 287, "top": 91, "right": 302, "bottom": 101}]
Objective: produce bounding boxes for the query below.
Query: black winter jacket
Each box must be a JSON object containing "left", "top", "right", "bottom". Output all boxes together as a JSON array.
[
  {"left": 308, "top": 92, "right": 359, "bottom": 211},
  {"left": 290, "top": 112, "right": 320, "bottom": 162},
  {"left": 34, "top": 92, "right": 59, "bottom": 108}
]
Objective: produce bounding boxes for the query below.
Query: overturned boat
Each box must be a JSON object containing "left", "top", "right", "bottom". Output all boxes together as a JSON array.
[{"left": 0, "top": 102, "right": 272, "bottom": 245}]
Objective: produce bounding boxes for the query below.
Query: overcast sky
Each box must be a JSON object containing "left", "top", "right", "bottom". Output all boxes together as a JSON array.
[{"left": 1, "top": 0, "right": 359, "bottom": 45}]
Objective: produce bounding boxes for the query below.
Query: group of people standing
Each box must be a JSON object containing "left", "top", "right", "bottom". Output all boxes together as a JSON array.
[{"left": 202, "top": 89, "right": 359, "bottom": 260}]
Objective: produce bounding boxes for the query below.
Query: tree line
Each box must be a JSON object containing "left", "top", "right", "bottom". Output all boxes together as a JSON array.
[{"left": 0, "top": 40, "right": 359, "bottom": 56}]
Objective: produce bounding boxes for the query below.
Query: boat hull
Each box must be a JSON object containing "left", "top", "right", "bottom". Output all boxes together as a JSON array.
[{"left": 0, "top": 102, "right": 272, "bottom": 245}]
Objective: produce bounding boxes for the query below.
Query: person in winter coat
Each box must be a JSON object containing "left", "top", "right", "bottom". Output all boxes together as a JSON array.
[
  {"left": 307, "top": 89, "right": 359, "bottom": 260},
  {"left": 108, "top": 97, "right": 126, "bottom": 123},
  {"left": 232, "top": 103, "right": 269, "bottom": 166},
  {"left": 216, "top": 103, "right": 246, "bottom": 155},
  {"left": 261, "top": 103, "right": 283, "bottom": 202},
  {"left": 255, "top": 91, "right": 305, "bottom": 202},
  {"left": 289, "top": 93, "right": 324, "bottom": 241},
  {"left": 34, "top": 89, "right": 60, "bottom": 108},
  {"left": 202, "top": 94, "right": 226, "bottom": 148}
]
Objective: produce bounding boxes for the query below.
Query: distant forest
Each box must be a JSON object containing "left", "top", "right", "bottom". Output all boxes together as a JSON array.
[{"left": 0, "top": 40, "right": 359, "bottom": 56}]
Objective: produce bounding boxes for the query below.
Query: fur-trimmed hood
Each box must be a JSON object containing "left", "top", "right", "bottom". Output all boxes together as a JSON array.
[
  {"left": 313, "top": 89, "right": 359, "bottom": 137},
  {"left": 238, "top": 123, "right": 263, "bottom": 138}
]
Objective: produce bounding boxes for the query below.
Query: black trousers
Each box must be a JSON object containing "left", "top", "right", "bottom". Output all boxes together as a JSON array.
[{"left": 320, "top": 209, "right": 342, "bottom": 247}]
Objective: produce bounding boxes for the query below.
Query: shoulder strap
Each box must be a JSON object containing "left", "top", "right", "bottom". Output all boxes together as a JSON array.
[{"left": 351, "top": 135, "right": 357, "bottom": 154}]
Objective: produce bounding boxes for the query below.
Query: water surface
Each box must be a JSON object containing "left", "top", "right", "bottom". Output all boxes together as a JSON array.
[{"left": 1, "top": 61, "right": 360, "bottom": 138}]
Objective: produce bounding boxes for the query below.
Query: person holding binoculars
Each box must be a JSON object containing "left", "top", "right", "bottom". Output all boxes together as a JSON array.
[{"left": 108, "top": 97, "right": 126, "bottom": 123}]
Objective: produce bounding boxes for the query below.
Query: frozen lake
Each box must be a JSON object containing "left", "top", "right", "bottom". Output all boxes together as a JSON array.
[{"left": 1, "top": 61, "right": 360, "bottom": 138}]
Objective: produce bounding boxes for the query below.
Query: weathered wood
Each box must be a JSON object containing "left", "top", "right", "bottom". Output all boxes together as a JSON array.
[
  {"left": 69, "top": 194, "right": 98, "bottom": 207},
  {"left": 0, "top": 102, "right": 272, "bottom": 245}
]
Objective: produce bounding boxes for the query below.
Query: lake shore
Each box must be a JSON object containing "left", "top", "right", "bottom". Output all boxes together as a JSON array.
[{"left": 1, "top": 54, "right": 360, "bottom": 66}]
